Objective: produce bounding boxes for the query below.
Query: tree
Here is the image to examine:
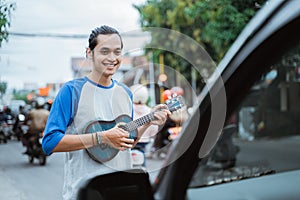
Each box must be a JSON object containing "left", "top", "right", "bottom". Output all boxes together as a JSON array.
[
  {"left": 134, "top": 0, "right": 266, "bottom": 91},
  {"left": 0, "top": 0, "right": 16, "bottom": 47},
  {"left": 189, "top": 0, "right": 266, "bottom": 61},
  {"left": 0, "top": 81, "right": 7, "bottom": 98}
]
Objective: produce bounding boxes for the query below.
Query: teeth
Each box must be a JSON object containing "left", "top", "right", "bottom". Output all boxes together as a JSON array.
[
  {"left": 104, "top": 64, "right": 114, "bottom": 67},
  {"left": 104, "top": 63, "right": 117, "bottom": 66}
]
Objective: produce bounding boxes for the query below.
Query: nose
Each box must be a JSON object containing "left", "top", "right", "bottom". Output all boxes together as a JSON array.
[{"left": 107, "top": 52, "right": 117, "bottom": 61}]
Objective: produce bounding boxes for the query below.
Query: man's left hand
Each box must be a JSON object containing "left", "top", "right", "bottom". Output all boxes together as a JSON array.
[{"left": 151, "top": 104, "right": 171, "bottom": 126}]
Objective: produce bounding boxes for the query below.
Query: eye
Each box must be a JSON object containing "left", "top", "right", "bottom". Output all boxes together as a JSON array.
[
  {"left": 100, "top": 50, "right": 109, "bottom": 55},
  {"left": 114, "top": 50, "right": 122, "bottom": 56}
]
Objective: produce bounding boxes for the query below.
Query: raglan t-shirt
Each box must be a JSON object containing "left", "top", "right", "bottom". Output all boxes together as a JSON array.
[{"left": 42, "top": 77, "right": 133, "bottom": 200}]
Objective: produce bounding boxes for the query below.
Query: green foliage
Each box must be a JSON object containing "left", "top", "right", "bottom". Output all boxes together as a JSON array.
[
  {"left": 12, "top": 89, "right": 32, "bottom": 102},
  {"left": 12, "top": 93, "right": 27, "bottom": 102},
  {"left": 0, "top": 81, "right": 7, "bottom": 95},
  {"left": 134, "top": 0, "right": 266, "bottom": 90},
  {"left": 0, "top": 0, "right": 16, "bottom": 47},
  {"left": 189, "top": 0, "right": 265, "bottom": 61}
]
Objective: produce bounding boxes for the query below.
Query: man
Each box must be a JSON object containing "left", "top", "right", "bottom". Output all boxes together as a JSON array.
[
  {"left": 42, "top": 25, "right": 170, "bottom": 200},
  {"left": 22, "top": 97, "right": 49, "bottom": 154}
]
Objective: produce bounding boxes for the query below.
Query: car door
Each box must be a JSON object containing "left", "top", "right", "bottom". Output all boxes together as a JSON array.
[
  {"left": 154, "top": 0, "right": 300, "bottom": 199},
  {"left": 76, "top": 1, "right": 300, "bottom": 200}
]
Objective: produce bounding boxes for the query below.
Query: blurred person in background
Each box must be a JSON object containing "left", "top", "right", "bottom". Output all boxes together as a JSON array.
[
  {"left": 0, "top": 106, "right": 9, "bottom": 122},
  {"left": 22, "top": 97, "right": 49, "bottom": 154},
  {"left": 130, "top": 84, "right": 159, "bottom": 164},
  {"left": 148, "top": 87, "right": 188, "bottom": 159},
  {"left": 12, "top": 105, "right": 27, "bottom": 141}
]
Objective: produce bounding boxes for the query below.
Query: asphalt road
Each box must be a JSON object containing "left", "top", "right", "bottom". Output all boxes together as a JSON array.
[
  {"left": 0, "top": 140, "right": 163, "bottom": 200},
  {"left": 1, "top": 136, "right": 300, "bottom": 200},
  {"left": 0, "top": 140, "right": 64, "bottom": 200}
]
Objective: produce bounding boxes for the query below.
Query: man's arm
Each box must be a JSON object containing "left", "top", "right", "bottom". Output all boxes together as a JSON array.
[{"left": 52, "top": 126, "right": 135, "bottom": 153}]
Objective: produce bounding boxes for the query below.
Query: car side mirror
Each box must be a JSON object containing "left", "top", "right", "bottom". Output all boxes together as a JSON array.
[{"left": 77, "top": 168, "right": 154, "bottom": 200}]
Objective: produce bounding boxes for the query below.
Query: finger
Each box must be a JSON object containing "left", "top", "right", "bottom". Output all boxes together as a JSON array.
[
  {"left": 157, "top": 104, "right": 167, "bottom": 111},
  {"left": 164, "top": 109, "right": 172, "bottom": 115},
  {"left": 153, "top": 113, "right": 167, "bottom": 125},
  {"left": 154, "top": 112, "right": 166, "bottom": 120},
  {"left": 152, "top": 104, "right": 165, "bottom": 112},
  {"left": 118, "top": 127, "right": 130, "bottom": 136},
  {"left": 119, "top": 143, "right": 132, "bottom": 151},
  {"left": 122, "top": 138, "right": 134, "bottom": 144},
  {"left": 121, "top": 142, "right": 133, "bottom": 148},
  {"left": 153, "top": 114, "right": 162, "bottom": 122}
]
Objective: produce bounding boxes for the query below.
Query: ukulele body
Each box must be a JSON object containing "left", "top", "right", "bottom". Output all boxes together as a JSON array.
[{"left": 84, "top": 114, "right": 137, "bottom": 163}]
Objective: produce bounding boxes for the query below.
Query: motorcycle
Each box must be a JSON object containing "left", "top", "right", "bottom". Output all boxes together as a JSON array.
[
  {"left": 22, "top": 131, "right": 47, "bottom": 166},
  {"left": 202, "top": 124, "right": 240, "bottom": 169},
  {"left": 0, "top": 122, "right": 8, "bottom": 143},
  {"left": 0, "top": 107, "right": 16, "bottom": 142},
  {"left": 131, "top": 149, "right": 145, "bottom": 167},
  {"left": 131, "top": 143, "right": 146, "bottom": 167},
  {"left": 0, "top": 115, "right": 14, "bottom": 143},
  {"left": 12, "top": 114, "right": 26, "bottom": 141}
]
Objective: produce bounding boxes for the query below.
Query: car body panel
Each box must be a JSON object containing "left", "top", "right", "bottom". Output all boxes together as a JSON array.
[
  {"left": 187, "top": 170, "right": 300, "bottom": 200},
  {"left": 155, "top": 0, "right": 300, "bottom": 199}
]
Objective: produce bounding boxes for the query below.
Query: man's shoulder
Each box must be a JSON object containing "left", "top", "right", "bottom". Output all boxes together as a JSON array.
[
  {"left": 113, "top": 80, "right": 132, "bottom": 96},
  {"left": 58, "top": 77, "right": 88, "bottom": 96},
  {"left": 113, "top": 79, "right": 127, "bottom": 88},
  {"left": 64, "top": 77, "right": 87, "bottom": 87}
]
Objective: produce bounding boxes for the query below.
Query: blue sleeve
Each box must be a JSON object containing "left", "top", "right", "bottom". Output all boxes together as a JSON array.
[{"left": 42, "top": 83, "right": 75, "bottom": 155}]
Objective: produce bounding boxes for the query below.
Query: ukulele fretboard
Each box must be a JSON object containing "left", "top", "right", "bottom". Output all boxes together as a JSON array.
[{"left": 123, "top": 112, "right": 156, "bottom": 132}]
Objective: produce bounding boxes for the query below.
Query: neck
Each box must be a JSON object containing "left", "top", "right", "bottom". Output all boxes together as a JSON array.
[{"left": 87, "top": 73, "right": 112, "bottom": 86}]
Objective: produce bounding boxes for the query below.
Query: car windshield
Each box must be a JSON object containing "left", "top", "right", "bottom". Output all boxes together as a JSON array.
[{"left": 189, "top": 41, "right": 300, "bottom": 188}]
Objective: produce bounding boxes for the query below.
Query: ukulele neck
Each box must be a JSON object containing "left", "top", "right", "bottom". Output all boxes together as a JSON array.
[{"left": 123, "top": 112, "right": 156, "bottom": 132}]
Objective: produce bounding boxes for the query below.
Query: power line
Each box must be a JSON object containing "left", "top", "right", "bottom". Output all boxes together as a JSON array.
[
  {"left": 9, "top": 32, "right": 149, "bottom": 39},
  {"left": 9, "top": 32, "right": 87, "bottom": 39}
]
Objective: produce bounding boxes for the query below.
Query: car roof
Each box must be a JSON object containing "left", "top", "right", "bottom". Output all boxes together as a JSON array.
[{"left": 154, "top": 0, "right": 300, "bottom": 199}]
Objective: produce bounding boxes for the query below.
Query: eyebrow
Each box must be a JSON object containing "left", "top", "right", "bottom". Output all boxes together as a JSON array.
[{"left": 99, "top": 47, "right": 122, "bottom": 51}]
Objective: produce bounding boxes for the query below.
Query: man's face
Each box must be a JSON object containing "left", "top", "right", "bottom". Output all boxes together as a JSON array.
[{"left": 90, "top": 34, "right": 122, "bottom": 78}]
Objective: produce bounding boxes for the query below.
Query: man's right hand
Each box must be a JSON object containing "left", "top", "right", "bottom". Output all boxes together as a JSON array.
[{"left": 101, "top": 126, "right": 134, "bottom": 151}]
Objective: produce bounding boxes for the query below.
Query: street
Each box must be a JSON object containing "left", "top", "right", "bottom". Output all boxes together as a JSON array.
[
  {"left": 1, "top": 135, "right": 300, "bottom": 200},
  {"left": 0, "top": 140, "right": 64, "bottom": 200},
  {"left": 0, "top": 139, "right": 163, "bottom": 200}
]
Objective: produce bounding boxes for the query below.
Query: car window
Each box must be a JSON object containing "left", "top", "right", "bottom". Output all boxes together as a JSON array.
[{"left": 189, "top": 41, "right": 300, "bottom": 188}]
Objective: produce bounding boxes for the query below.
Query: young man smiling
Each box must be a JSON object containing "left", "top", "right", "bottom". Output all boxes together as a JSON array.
[{"left": 42, "top": 25, "right": 170, "bottom": 200}]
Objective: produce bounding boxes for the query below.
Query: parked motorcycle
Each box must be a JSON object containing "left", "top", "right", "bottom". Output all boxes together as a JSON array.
[
  {"left": 203, "top": 124, "right": 240, "bottom": 169},
  {"left": 131, "top": 147, "right": 145, "bottom": 167},
  {"left": 0, "top": 116, "right": 14, "bottom": 143},
  {"left": 0, "top": 122, "right": 8, "bottom": 143}
]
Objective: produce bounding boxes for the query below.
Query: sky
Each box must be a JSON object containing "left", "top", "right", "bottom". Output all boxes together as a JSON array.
[{"left": 0, "top": 0, "right": 148, "bottom": 90}]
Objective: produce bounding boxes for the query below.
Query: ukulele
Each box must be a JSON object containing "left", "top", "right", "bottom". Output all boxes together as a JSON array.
[{"left": 84, "top": 95, "right": 184, "bottom": 163}]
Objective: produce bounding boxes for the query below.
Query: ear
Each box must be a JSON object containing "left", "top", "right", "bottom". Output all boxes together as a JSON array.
[{"left": 86, "top": 48, "right": 93, "bottom": 59}]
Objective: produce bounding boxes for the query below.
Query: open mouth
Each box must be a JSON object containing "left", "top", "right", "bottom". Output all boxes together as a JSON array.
[{"left": 104, "top": 62, "right": 118, "bottom": 67}]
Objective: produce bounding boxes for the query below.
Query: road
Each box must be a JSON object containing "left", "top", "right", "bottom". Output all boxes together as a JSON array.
[
  {"left": 0, "top": 140, "right": 163, "bottom": 200},
  {"left": 2, "top": 136, "right": 300, "bottom": 200},
  {"left": 0, "top": 140, "right": 64, "bottom": 200}
]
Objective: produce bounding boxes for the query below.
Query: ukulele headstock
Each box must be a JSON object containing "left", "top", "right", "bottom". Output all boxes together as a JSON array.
[{"left": 165, "top": 95, "right": 185, "bottom": 113}]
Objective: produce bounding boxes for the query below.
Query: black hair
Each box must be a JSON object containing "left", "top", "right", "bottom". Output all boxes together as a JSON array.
[{"left": 88, "top": 25, "right": 123, "bottom": 51}]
